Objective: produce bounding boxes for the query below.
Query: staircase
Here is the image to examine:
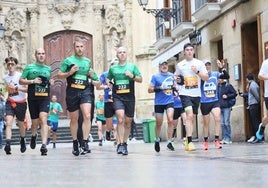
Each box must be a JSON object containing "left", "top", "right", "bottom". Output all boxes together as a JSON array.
[{"left": 4, "top": 122, "right": 144, "bottom": 145}]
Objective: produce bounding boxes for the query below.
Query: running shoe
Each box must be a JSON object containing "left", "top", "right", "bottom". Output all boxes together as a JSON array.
[
  {"left": 121, "top": 143, "right": 128, "bottom": 155},
  {"left": 72, "top": 140, "right": 80, "bottom": 156},
  {"left": 167, "top": 142, "right": 175, "bottom": 151},
  {"left": 99, "top": 141, "right": 103, "bottom": 146},
  {"left": 154, "top": 141, "right": 160, "bottom": 152},
  {"left": 117, "top": 143, "right": 124, "bottom": 154},
  {"left": 53, "top": 143, "right": 56, "bottom": 149},
  {"left": 247, "top": 136, "right": 255, "bottom": 143},
  {"left": 4, "top": 143, "right": 11, "bottom": 155},
  {"left": 203, "top": 141, "right": 209, "bottom": 150},
  {"left": 20, "top": 138, "right": 26, "bottom": 153},
  {"left": 256, "top": 123, "right": 264, "bottom": 140},
  {"left": 30, "top": 135, "right": 37, "bottom": 149},
  {"left": 40, "top": 144, "right": 48, "bottom": 156},
  {"left": 81, "top": 140, "right": 91, "bottom": 155},
  {"left": 185, "top": 142, "right": 196, "bottom": 151},
  {"left": 214, "top": 140, "right": 222, "bottom": 149}
]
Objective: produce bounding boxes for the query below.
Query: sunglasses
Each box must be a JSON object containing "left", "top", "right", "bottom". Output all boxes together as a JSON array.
[{"left": 7, "top": 63, "right": 16, "bottom": 67}]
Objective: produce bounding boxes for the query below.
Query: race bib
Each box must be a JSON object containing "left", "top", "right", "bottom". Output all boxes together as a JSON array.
[
  {"left": 184, "top": 75, "right": 198, "bottom": 89},
  {"left": 70, "top": 74, "right": 87, "bottom": 89},
  {"left": 35, "top": 85, "right": 48, "bottom": 96},
  {"left": 115, "top": 80, "right": 130, "bottom": 94},
  {"left": 70, "top": 79, "right": 87, "bottom": 89},
  {"left": 203, "top": 81, "right": 217, "bottom": 98}
]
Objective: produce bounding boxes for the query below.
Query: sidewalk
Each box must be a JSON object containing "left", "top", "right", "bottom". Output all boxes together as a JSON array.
[{"left": 0, "top": 141, "right": 268, "bottom": 188}]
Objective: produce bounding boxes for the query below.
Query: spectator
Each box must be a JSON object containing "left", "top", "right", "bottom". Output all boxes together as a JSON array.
[
  {"left": 47, "top": 95, "right": 63, "bottom": 148},
  {"left": 218, "top": 79, "right": 237, "bottom": 144}
]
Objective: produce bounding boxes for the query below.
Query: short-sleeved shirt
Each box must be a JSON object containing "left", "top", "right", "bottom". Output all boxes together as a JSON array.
[
  {"left": 107, "top": 62, "right": 141, "bottom": 102},
  {"left": 174, "top": 95, "right": 183, "bottom": 108},
  {"left": 150, "top": 72, "right": 174, "bottom": 105},
  {"left": 95, "top": 101, "right": 105, "bottom": 121},
  {"left": 21, "top": 63, "right": 51, "bottom": 100},
  {"left": 99, "top": 71, "right": 113, "bottom": 103},
  {"left": 174, "top": 58, "right": 207, "bottom": 97},
  {"left": 200, "top": 71, "right": 221, "bottom": 103},
  {"left": 3, "top": 71, "right": 27, "bottom": 101},
  {"left": 259, "top": 59, "right": 268, "bottom": 97},
  {"left": 48, "top": 102, "right": 63, "bottom": 122},
  {"left": 59, "top": 55, "right": 92, "bottom": 90}
]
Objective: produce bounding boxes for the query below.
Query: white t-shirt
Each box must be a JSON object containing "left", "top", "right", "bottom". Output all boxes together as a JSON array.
[
  {"left": 259, "top": 59, "right": 268, "bottom": 97},
  {"left": 3, "top": 71, "right": 27, "bottom": 101},
  {"left": 174, "top": 58, "right": 207, "bottom": 97}
]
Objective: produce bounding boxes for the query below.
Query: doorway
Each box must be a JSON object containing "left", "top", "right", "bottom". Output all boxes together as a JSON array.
[
  {"left": 241, "top": 20, "right": 260, "bottom": 140},
  {"left": 44, "top": 30, "right": 93, "bottom": 118}
]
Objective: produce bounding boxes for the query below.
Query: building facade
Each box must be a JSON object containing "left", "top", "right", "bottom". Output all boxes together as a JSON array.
[{"left": 148, "top": 0, "right": 268, "bottom": 141}]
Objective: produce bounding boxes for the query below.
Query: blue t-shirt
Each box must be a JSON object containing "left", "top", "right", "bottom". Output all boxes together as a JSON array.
[
  {"left": 99, "top": 71, "right": 113, "bottom": 103},
  {"left": 150, "top": 72, "right": 174, "bottom": 105},
  {"left": 174, "top": 95, "right": 183, "bottom": 108},
  {"left": 200, "top": 71, "right": 221, "bottom": 103}
]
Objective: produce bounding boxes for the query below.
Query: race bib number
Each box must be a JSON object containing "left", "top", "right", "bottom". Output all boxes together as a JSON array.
[
  {"left": 35, "top": 85, "right": 48, "bottom": 96},
  {"left": 184, "top": 75, "right": 198, "bottom": 89},
  {"left": 71, "top": 79, "right": 86, "bottom": 89},
  {"left": 204, "top": 82, "right": 217, "bottom": 98},
  {"left": 204, "top": 90, "right": 216, "bottom": 98},
  {"left": 70, "top": 74, "right": 87, "bottom": 89},
  {"left": 115, "top": 80, "right": 130, "bottom": 94}
]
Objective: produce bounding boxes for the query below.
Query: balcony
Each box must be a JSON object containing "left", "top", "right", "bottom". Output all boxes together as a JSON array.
[
  {"left": 171, "top": 22, "right": 194, "bottom": 38},
  {"left": 154, "top": 36, "right": 173, "bottom": 49},
  {"left": 192, "top": 0, "right": 221, "bottom": 22},
  {"left": 154, "top": 22, "right": 173, "bottom": 49}
]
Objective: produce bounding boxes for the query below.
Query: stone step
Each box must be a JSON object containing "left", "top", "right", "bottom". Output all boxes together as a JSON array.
[{"left": 3, "top": 122, "right": 144, "bottom": 145}]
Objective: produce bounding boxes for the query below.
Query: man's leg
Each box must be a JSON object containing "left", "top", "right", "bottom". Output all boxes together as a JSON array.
[
  {"left": 166, "top": 107, "right": 174, "bottom": 151},
  {"left": 4, "top": 115, "right": 13, "bottom": 155},
  {"left": 211, "top": 107, "right": 222, "bottom": 148},
  {"left": 39, "top": 112, "right": 49, "bottom": 155}
]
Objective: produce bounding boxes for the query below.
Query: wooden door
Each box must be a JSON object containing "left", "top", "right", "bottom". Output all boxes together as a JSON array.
[
  {"left": 44, "top": 30, "right": 93, "bottom": 118},
  {"left": 241, "top": 21, "right": 259, "bottom": 140}
]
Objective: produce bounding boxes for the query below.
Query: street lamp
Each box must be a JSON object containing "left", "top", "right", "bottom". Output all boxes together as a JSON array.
[
  {"left": 0, "top": 23, "right": 5, "bottom": 39},
  {"left": 137, "top": 0, "right": 176, "bottom": 20}
]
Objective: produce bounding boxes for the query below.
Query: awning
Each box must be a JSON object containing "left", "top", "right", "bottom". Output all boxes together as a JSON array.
[{"left": 151, "top": 37, "right": 190, "bottom": 66}]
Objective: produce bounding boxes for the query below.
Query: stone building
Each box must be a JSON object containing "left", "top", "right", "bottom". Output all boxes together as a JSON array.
[{"left": 1, "top": 0, "right": 268, "bottom": 142}]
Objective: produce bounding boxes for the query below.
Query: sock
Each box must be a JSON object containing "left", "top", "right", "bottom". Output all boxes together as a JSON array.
[
  {"left": 172, "top": 128, "right": 177, "bottom": 138},
  {"left": 204, "top": 137, "right": 208, "bottom": 142},
  {"left": 187, "top": 136, "right": 192, "bottom": 143},
  {"left": 182, "top": 125, "right": 186, "bottom": 138},
  {"left": 6, "top": 139, "right": 11, "bottom": 144},
  {"left": 215, "top": 135, "right": 219, "bottom": 140}
]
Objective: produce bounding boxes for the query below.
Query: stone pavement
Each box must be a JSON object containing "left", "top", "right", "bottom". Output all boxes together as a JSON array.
[{"left": 0, "top": 140, "right": 268, "bottom": 188}]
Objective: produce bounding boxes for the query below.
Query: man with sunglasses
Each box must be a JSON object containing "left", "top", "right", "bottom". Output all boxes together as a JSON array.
[{"left": 3, "top": 57, "right": 28, "bottom": 155}]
